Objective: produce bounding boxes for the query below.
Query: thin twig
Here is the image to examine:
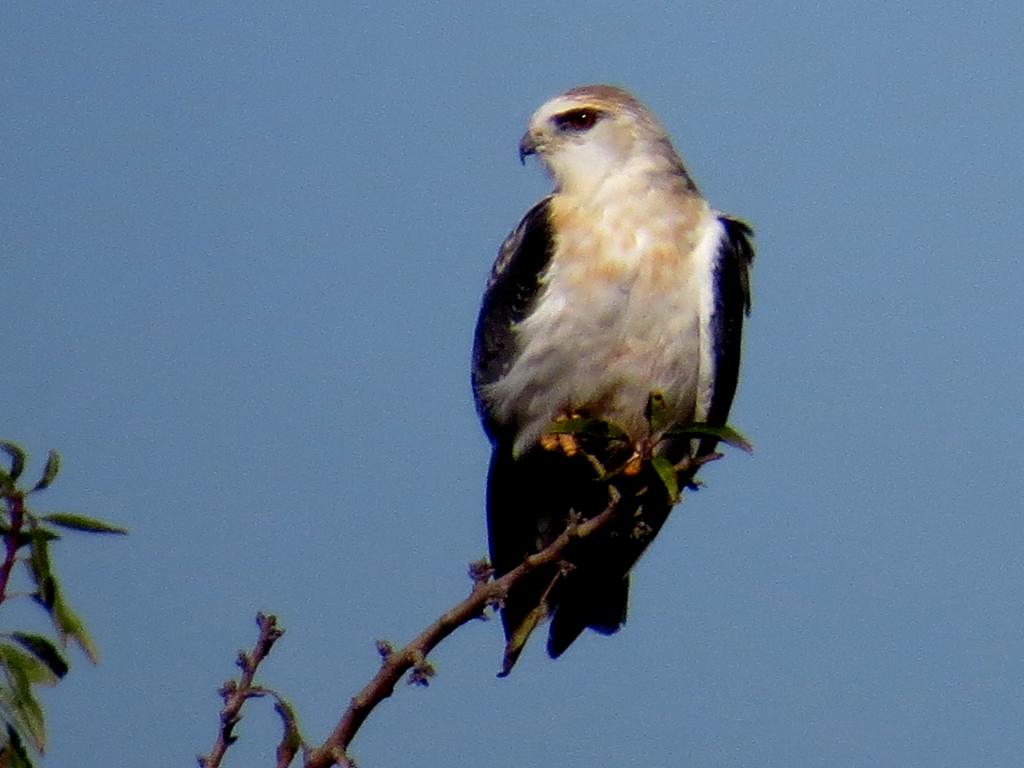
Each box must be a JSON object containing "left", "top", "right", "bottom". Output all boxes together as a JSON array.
[
  {"left": 0, "top": 490, "right": 26, "bottom": 607},
  {"left": 304, "top": 452, "right": 719, "bottom": 768},
  {"left": 198, "top": 612, "right": 284, "bottom": 768}
]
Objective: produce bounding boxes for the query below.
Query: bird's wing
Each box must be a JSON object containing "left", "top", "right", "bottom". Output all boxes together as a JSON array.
[
  {"left": 472, "top": 196, "right": 573, "bottom": 668},
  {"left": 704, "top": 215, "right": 755, "bottom": 432},
  {"left": 471, "top": 197, "right": 555, "bottom": 442}
]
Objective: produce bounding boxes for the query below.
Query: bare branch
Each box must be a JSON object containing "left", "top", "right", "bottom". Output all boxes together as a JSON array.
[
  {"left": 198, "top": 612, "right": 284, "bottom": 768},
  {"left": 304, "top": 451, "right": 719, "bottom": 768}
]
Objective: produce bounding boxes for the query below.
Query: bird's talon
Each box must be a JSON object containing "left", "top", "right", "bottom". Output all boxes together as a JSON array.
[
  {"left": 540, "top": 413, "right": 582, "bottom": 456},
  {"left": 622, "top": 452, "right": 643, "bottom": 476},
  {"left": 557, "top": 433, "right": 578, "bottom": 456}
]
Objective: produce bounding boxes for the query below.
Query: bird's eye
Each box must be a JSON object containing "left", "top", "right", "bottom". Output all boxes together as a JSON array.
[{"left": 553, "top": 108, "right": 601, "bottom": 132}]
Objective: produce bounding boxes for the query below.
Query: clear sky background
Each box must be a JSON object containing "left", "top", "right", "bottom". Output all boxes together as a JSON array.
[{"left": 4, "top": 3, "right": 1023, "bottom": 767}]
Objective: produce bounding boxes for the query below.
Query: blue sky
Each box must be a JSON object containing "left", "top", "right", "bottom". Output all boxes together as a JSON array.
[{"left": 4, "top": 3, "right": 1023, "bottom": 766}]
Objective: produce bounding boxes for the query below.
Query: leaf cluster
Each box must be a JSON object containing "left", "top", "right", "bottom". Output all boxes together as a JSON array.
[
  {"left": 543, "top": 392, "right": 753, "bottom": 502},
  {"left": 0, "top": 441, "right": 126, "bottom": 766}
]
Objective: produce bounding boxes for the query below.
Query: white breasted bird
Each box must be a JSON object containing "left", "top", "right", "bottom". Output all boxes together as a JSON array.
[{"left": 472, "top": 85, "right": 754, "bottom": 673}]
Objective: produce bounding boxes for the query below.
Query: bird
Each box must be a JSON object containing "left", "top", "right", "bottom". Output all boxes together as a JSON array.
[{"left": 471, "top": 85, "right": 754, "bottom": 673}]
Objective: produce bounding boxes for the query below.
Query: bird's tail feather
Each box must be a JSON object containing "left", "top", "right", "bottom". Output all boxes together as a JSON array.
[
  {"left": 487, "top": 441, "right": 672, "bottom": 672},
  {"left": 547, "top": 573, "right": 629, "bottom": 658}
]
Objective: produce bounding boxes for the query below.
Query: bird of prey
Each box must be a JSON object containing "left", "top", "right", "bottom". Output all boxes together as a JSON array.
[{"left": 472, "top": 85, "right": 754, "bottom": 672}]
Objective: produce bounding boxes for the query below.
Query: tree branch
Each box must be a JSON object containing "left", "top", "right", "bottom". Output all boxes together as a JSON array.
[
  {"left": 198, "top": 612, "right": 284, "bottom": 768},
  {"left": 303, "top": 451, "right": 720, "bottom": 768},
  {"left": 0, "top": 490, "right": 26, "bottom": 607},
  {"left": 198, "top": 445, "right": 725, "bottom": 767}
]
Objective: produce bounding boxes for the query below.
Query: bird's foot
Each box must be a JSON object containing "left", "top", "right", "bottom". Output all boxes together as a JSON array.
[
  {"left": 622, "top": 452, "right": 643, "bottom": 476},
  {"left": 539, "top": 413, "right": 582, "bottom": 456},
  {"left": 621, "top": 434, "right": 657, "bottom": 476}
]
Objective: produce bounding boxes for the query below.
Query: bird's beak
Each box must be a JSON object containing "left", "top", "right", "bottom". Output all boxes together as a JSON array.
[{"left": 518, "top": 131, "right": 538, "bottom": 165}]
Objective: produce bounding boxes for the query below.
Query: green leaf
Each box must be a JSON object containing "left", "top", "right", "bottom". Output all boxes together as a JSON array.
[
  {"left": 1, "top": 723, "right": 35, "bottom": 768},
  {"left": 30, "top": 452, "right": 60, "bottom": 493},
  {"left": 30, "top": 576, "right": 57, "bottom": 613},
  {"left": 644, "top": 391, "right": 671, "bottom": 434},
  {"left": 9, "top": 634, "right": 68, "bottom": 680},
  {"left": 40, "top": 514, "right": 127, "bottom": 536},
  {"left": 0, "top": 645, "right": 48, "bottom": 751},
  {"left": 499, "top": 603, "right": 545, "bottom": 677},
  {"left": 52, "top": 590, "right": 99, "bottom": 663},
  {"left": 0, "top": 527, "right": 58, "bottom": 550},
  {"left": 542, "top": 417, "right": 627, "bottom": 441},
  {"left": 27, "top": 534, "right": 54, "bottom": 609},
  {"left": 0, "top": 644, "right": 55, "bottom": 688},
  {"left": 650, "top": 456, "right": 680, "bottom": 503},
  {"left": 272, "top": 694, "right": 303, "bottom": 767},
  {"left": 664, "top": 422, "right": 754, "bottom": 453},
  {"left": 0, "top": 443, "right": 26, "bottom": 484}
]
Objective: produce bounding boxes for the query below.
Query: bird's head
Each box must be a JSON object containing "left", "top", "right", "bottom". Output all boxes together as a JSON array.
[{"left": 519, "top": 85, "right": 689, "bottom": 195}]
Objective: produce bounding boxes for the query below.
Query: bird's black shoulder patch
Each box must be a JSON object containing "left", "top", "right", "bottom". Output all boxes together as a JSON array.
[{"left": 471, "top": 197, "right": 555, "bottom": 439}]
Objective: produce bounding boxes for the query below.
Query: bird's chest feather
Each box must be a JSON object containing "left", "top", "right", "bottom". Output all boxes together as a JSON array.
[{"left": 488, "top": 194, "right": 719, "bottom": 451}]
